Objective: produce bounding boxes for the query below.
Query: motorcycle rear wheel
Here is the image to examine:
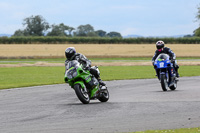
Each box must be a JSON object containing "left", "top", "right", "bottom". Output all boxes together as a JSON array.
[
  {"left": 74, "top": 84, "right": 90, "bottom": 104},
  {"left": 169, "top": 81, "right": 177, "bottom": 90},
  {"left": 160, "top": 74, "right": 168, "bottom": 91},
  {"left": 98, "top": 89, "right": 109, "bottom": 102}
]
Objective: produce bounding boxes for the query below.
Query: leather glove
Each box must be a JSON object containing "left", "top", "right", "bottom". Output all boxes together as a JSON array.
[
  {"left": 171, "top": 59, "right": 175, "bottom": 63},
  {"left": 85, "top": 64, "right": 90, "bottom": 70},
  {"left": 152, "top": 61, "right": 155, "bottom": 66}
]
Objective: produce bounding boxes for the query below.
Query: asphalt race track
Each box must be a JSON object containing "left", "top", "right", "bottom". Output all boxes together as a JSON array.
[{"left": 0, "top": 76, "right": 200, "bottom": 133}]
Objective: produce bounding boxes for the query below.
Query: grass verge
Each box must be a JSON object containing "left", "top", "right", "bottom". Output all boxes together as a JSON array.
[
  {"left": 0, "top": 66, "right": 200, "bottom": 90},
  {"left": 0, "top": 66, "right": 64, "bottom": 89},
  {"left": 133, "top": 127, "right": 200, "bottom": 133},
  {"left": 1, "top": 57, "right": 200, "bottom": 64}
]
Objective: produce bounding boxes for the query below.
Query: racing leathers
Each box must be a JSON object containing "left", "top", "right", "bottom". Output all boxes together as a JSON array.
[
  {"left": 152, "top": 47, "right": 179, "bottom": 78},
  {"left": 65, "top": 53, "right": 105, "bottom": 86}
]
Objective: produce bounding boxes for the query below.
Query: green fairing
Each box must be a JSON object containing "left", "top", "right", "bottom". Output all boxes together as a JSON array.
[
  {"left": 74, "top": 81, "right": 99, "bottom": 98},
  {"left": 74, "top": 81, "right": 85, "bottom": 90},
  {"left": 90, "top": 86, "right": 99, "bottom": 98},
  {"left": 65, "top": 66, "right": 91, "bottom": 85}
]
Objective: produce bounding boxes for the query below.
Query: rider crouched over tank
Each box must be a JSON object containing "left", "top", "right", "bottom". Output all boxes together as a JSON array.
[
  {"left": 64, "top": 47, "right": 106, "bottom": 86},
  {"left": 152, "top": 40, "right": 180, "bottom": 79}
]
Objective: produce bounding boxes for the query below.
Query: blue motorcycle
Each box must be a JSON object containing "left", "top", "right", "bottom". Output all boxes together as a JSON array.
[{"left": 154, "top": 53, "right": 178, "bottom": 91}]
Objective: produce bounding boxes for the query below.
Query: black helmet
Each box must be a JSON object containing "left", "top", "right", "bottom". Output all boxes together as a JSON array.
[
  {"left": 156, "top": 40, "right": 165, "bottom": 50},
  {"left": 65, "top": 47, "right": 76, "bottom": 59}
]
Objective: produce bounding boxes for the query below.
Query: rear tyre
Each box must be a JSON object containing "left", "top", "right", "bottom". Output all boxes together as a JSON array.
[
  {"left": 98, "top": 88, "right": 109, "bottom": 102},
  {"left": 169, "top": 80, "right": 177, "bottom": 90},
  {"left": 74, "top": 84, "right": 90, "bottom": 104},
  {"left": 160, "top": 74, "right": 168, "bottom": 91}
]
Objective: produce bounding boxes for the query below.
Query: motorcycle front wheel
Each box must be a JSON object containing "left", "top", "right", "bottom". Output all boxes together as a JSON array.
[
  {"left": 160, "top": 74, "right": 168, "bottom": 91},
  {"left": 74, "top": 84, "right": 90, "bottom": 104}
]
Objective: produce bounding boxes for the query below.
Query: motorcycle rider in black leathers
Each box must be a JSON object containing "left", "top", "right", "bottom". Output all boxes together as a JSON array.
[
  {"left": 65, "top": 47, "right": 106, "bottom": 86},
  {"left": 152, "top": 40, "right": 179, "bottom": 78}
]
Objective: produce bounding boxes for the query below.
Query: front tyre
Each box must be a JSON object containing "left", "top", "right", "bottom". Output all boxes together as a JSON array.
[
  {"left": 98, "top": 88, "right": 109, "bottom": 102},
  {"left": 160, "top": 74, "right": 168, "bottom": 91},
  {"left": 74, "top": 84, "right": 90, "bottom": 104}
]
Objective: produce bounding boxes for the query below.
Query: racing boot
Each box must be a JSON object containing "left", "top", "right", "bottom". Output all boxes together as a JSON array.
[
  {"left": 175, "top": 66, "right": 179, "bottom": 78},
  {"left": 176, "top": 72, "right": 180, "bottom": 78},
  {"left": 98, "top": 78, "right": 106, "bottom": 86}
]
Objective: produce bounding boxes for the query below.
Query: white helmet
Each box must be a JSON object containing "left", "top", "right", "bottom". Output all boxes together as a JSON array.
[{"left": 156, "top": 40, "right": 165, "bottom": 50}]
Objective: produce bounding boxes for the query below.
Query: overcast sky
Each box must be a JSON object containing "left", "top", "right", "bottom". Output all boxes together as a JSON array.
[{"left": 0, "top": 0, "right": 199, "bottom": 36}]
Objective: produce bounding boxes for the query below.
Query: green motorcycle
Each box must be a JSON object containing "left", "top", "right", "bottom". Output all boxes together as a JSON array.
[{"left": 64, "top": 60, "right": 109, "bottom": 104}]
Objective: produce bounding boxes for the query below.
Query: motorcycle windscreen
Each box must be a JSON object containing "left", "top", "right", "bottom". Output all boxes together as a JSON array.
[
  {"left": 155, "top": 54, "right": 171, "bottom": 68},
  {"left": 66, "top": 60, "right": 80, "bottom": 70},
  {"left": 155, "top": 53, "right": 169, "bottom": 62}
]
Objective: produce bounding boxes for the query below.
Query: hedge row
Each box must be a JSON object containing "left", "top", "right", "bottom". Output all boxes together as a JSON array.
[{"left": 0, "top": 36, "right": 200, "bottom": 44}]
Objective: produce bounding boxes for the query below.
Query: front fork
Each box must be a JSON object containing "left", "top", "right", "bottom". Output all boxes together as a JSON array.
[
  {"left": 156, "top": 68, "right": 170, "bottom": 83},
  {"left": 74, "top": 81, "right": 88, "bottom": 93},
  {"left": 158, "top": 67, "right": 175, "bottom": 85}
]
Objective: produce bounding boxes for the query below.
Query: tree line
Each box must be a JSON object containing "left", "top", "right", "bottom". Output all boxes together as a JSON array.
[
  {"left": 13, "top": 15, "right": 122, "bottom": 38},
  {"left": 194, "top": 4, "right": 200, "bottom": 37},
  {"left": 1, "top": 36, "right": 200, "bottom": 44}
]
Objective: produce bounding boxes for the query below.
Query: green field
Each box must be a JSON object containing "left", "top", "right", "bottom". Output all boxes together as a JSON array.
[
  {"left": 0, "top": 65, "right": 200, "bottom": 90},
  {"left": 1, "top": 57, "right": 200, "bottom": 90},
  {"left": 0, "top": 57, "right": 151, "bottom": 64},
  {"left": 133, "top": 127, "right": 200, "bottom": 133},
  {"left": 1, "top": 57, "right": 200, "bottom": 64}
]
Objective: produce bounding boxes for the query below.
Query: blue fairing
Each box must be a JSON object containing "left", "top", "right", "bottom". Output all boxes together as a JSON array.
[{"left": 154, "top": 54, "right": 171, "bottom": 69}]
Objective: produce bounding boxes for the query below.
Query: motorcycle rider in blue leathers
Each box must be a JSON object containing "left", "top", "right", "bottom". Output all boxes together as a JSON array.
[
  {"left": 152, "top": 40, "right": 179, "bottom": 78},
  {"left": 65, "top": 47, "right": 106, "bottom": 86}
]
